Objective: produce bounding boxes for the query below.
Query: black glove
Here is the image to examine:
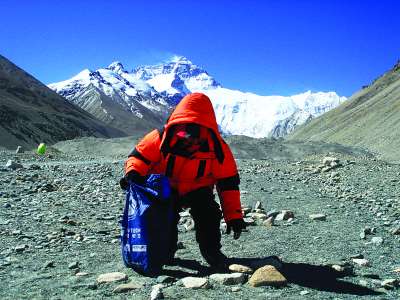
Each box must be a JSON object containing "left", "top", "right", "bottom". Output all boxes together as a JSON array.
[
  {"left": 226, "top": 218, "right": 247, "bottom": 240},
  {"left": 119, "top": 170, "right": 145, "bottom": 190}
]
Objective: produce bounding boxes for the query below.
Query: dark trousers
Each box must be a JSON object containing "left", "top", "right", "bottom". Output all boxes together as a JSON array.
[{"left": 169, "top": 187, "right": 222, "bottom": 263}]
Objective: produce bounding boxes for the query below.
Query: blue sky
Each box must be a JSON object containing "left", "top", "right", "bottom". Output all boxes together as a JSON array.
[{"left": 1, "top": 0, "right": 399, "bottom": 96}]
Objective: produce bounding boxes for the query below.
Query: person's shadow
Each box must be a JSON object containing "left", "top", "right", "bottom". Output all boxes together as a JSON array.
[{"left": 161, "top": 256, "right": 382, "bottom": 297}]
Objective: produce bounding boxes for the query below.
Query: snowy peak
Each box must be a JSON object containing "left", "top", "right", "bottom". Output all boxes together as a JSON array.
[
  {"left": 107, "top": 61, "right": 125, "bottom": 73},
  {"left": 170, "top": 55, "right": 193, "bottom": 64},
  {"left": 132, "top": 55, "right": 221, "bottom": 94}
]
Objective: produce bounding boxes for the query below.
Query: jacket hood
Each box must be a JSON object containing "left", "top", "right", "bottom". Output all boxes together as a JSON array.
[
  {"left": 165, "top": 93, "right": 219, "bottom": 133},
  {"left": 160, "top": 93, "right": 225, "bottom": 162}
]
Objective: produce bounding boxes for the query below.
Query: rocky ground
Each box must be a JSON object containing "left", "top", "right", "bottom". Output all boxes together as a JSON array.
[{"left": 0, "top": 142, "right": 399, "bottom": 299}]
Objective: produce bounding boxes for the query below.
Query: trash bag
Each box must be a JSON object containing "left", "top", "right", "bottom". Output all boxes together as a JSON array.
[
  {"left": 37, "top": 143, "right": 46, "bottom": 155},
  {"left": 120, "top": 174, "right": 173, "bottom": 275}
]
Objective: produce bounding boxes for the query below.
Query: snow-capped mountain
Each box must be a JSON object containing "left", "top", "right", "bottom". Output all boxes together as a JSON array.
[
  {"left": 49, "top": 56, "right": 346, "bottom": 137},
  {"left": 49, "top": 62, "right": 172, "bottom": 134}
]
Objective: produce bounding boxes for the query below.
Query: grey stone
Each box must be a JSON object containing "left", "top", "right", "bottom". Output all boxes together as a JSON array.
[
  {"left": 15, "top": 244, "right": 28, "bottom": 253},
  {"left": 68, "top": 261, "right": 79, "bottom": 269},
  {"left": 157, "top": 275, "right": 175, "bottom": 284},
  {"left": 183, "top": 218, "right": 195, "bottom": 231},
  {"left": 390, "top": 226, "right": 400, "bottom": 235},
  {"left": 15, "top": 146, "right": 24, "bottom": 154},
  {"left": 209, "top": 273, "right": 247, "bottom": 285},
  {"left": 381, "top": 279, "right": 399, "bottom": 289},
  {"left": 231, "top": 286, "right": 241, "bottom": 292},
  {"left": 275, "top": 210, "right": 294, "bottom": 221},
  {"left": 266, "top": 209, "right": 280, "bottom": 218},
  {"left": 253, "top": 201, "right": 262, "bottom": 211},
  {"left": 44, "top": 261, "right": 55, "bottom": 268},
  {"left": 113, "top": 282, "right": 143, "bottom": 293}
]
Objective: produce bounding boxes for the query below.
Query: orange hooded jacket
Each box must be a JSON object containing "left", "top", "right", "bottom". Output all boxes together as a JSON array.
[{"left": 124, "top": 93, "right": 243, "bottom": 222}]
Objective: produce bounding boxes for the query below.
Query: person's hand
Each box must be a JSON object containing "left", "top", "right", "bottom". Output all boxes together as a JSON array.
[
  {"left": 119, "top": 170, "right": 144, "bottom": 190},
  {"left": 226, "top": 218, "right": 247, "bottom": 240}
]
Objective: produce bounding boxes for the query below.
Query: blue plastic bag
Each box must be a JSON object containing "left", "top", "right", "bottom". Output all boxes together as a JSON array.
[{"left": 120, "top": 174, "right": 173, "bottom": 275}]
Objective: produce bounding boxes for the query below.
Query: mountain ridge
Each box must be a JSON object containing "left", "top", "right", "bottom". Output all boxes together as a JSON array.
[
  {"left": 50, "top": 56, "right": 346, "bottom": 138},
  {"left": 0, "top": 54, "right": 124, "bottom": 150},
  {"left": 288, "top": 60, "right": 400, "bottom": 162}
]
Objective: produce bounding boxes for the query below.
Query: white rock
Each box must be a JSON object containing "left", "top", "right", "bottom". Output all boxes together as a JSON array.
[
  {"left": 371, "top": 236, "right": 383, "bottom": 245},
  {"left": 243, "top": 217, "right": 256, "bottom": 226},
  {"left": 300, "top": 290, "right": 310, "bottom": 295},
  {"left": 331, "top": 265, "right": 345, "bottom": 272},
  {"left": 352, "top": 259, "right": 370, "bottom": 267},
  {"left": 309, "top": 213, "right": 327, "bottom": 221},
  {"left": 96, "top": 272, "right": 128, "bottom": 284},
  {"left": 5, "top": 160, "right": 23, "bottom": 170},
  {"left": 323, "top": 157, "right": 339, "bottom": 166},
  {"left": 209, "top": 273, "right": 247, "bottom": 285},
  {"left": 229, "top": 264, "right": 253, "bottom": 274},
  {"left": 181, "top": 277, "right": 209, "bottom": 289},
  {"left": 150, "top": 284, "right": 164, "bottom": 300}
]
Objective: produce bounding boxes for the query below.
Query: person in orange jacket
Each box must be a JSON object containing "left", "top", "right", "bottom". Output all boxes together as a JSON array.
[{"left": 121, "top": 92, "right": 246, "bottom": 268}]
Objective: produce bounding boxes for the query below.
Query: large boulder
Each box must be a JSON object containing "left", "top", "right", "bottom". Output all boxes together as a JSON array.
[{"left": 248, "top": 265, "right": 287, "bottom": 287}]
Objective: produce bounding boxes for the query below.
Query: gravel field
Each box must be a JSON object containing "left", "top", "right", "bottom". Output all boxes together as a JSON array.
[{"left": 0, "top": 144, "right": 399, "bottom": 299}]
